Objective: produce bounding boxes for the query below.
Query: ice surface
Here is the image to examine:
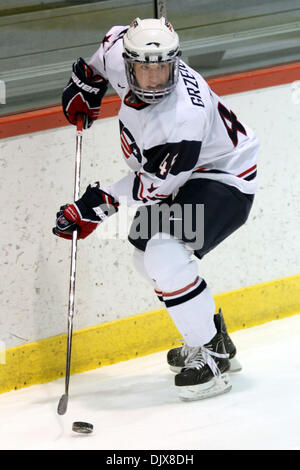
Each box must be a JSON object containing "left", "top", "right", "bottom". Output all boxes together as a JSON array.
[{"left": 0, "top": 314, "right": 300, "bottom": 450}]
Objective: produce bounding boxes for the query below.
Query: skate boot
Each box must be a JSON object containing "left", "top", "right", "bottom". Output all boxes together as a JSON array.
[
  {"left": 175, "top": 332, "right": 232, "bottom": 401},
  {"left": 167, "top": 308, "right": 242, "bottom": 373}
]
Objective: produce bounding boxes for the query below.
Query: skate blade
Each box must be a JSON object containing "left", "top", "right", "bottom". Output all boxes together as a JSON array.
[
  {"left": 229, "top": 357, "right": 242, "bottom": 372},
  {"left": 169, "top": 365, "right": 183, "bottom": 374},
  {"left": 178, "top": 373, "right": 232, "bottom": 401}
]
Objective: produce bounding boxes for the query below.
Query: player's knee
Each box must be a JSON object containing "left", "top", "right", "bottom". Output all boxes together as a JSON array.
[
  {"left": 132, "top": 247, "right": 153, "bottom": 284},
  {"left": 144, "top": 235, "right": 198, "bottom": 292}
]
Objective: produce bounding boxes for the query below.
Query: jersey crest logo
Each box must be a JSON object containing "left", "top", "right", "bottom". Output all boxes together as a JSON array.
[{"left": 119, "top": 121, "right": 142, "bottom": 163}]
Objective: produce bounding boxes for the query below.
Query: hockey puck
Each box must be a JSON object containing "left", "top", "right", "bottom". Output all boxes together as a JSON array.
[{"left": 72, "top": 421, "right": 93, "bottom": 434}]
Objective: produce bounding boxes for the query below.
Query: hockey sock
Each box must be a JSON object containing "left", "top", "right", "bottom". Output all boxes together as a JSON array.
[{"left": 144, "top": 235, "right": 216, "bottom": 346}]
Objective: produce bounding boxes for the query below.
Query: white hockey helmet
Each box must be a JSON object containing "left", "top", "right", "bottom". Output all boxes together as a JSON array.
[{"left": 123, "top": 17, "right": 181, "bottom": 104}]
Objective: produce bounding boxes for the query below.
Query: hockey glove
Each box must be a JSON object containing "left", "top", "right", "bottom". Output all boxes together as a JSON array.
[
  {"left": 62, "top": 58, "right": 108, "bottom": 129},
  {"left": 53, "top": 183, "right": 119, "bottom": 240}
]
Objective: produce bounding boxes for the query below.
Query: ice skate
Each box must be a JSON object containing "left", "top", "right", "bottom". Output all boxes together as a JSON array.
[
  {"left": 175, "top": 332, "right": 231, "bottom": 401},
  {"left": 167, "top": 308, "right": 242, "bottom": 373}
]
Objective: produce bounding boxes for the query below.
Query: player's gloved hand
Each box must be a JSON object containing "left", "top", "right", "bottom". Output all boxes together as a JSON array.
[
  {"left": 62, "top": 58, "right": 108, "bottom": 129},
  {"left": 53, "top": 183, "right": 119, "bottom": 240}
]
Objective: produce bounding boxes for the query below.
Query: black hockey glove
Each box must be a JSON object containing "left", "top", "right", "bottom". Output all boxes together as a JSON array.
[
  {"left": 62, "top": 58, "right": 108, "bottom": 129},
  {"left": 53, "top": 183, "right": 119, "bottom": 240}
]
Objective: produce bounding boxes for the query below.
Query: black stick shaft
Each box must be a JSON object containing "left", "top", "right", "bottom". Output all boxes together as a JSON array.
[
  {"left": 57, "top": 116, "right": 83, "bottom": 415},
  {"left": 154, "top": 0, "right": 167, "bottom": 18}
]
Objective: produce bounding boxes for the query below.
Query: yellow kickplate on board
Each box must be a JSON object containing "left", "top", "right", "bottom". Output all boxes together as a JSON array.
[{"left": 1, "top": 274, "right": 300, "bottom": 394}]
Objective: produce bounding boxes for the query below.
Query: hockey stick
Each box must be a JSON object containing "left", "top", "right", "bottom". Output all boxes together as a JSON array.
[
  {"left": 57, "top": 114, "right": 83, "bottom": 415},
  {"left": 154, "top": 0, "right": 167, "bottom": 18}
]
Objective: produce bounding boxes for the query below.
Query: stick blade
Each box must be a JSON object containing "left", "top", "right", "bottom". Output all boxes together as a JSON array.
[{"left": 57, "top": 393, "right": 69, "bottom": 415}]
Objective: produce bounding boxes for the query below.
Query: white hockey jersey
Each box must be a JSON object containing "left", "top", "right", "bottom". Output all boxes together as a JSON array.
[{"left": 89, "top": 26, "right": 259, "bottom": 207}]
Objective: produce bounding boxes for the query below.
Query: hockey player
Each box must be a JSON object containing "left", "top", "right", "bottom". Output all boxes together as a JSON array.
[{"left": 53, "top": 18, "right": 259, "bottom": 401}]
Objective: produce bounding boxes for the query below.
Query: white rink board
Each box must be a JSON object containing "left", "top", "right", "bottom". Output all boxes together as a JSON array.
[
  {"left": 0, "top": 82, "right": 299, "bottom": 348},
  {"left": 0, "top": 314, "right": 299, "bottom": 451}
]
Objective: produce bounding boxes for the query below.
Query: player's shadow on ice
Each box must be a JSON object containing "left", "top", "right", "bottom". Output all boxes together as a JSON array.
[
  {"left": 64, "top": 367, "right": 253, "bottom": 411},
  {"left": 72, "top": 371, "right": 178, "bottom": 409}
]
